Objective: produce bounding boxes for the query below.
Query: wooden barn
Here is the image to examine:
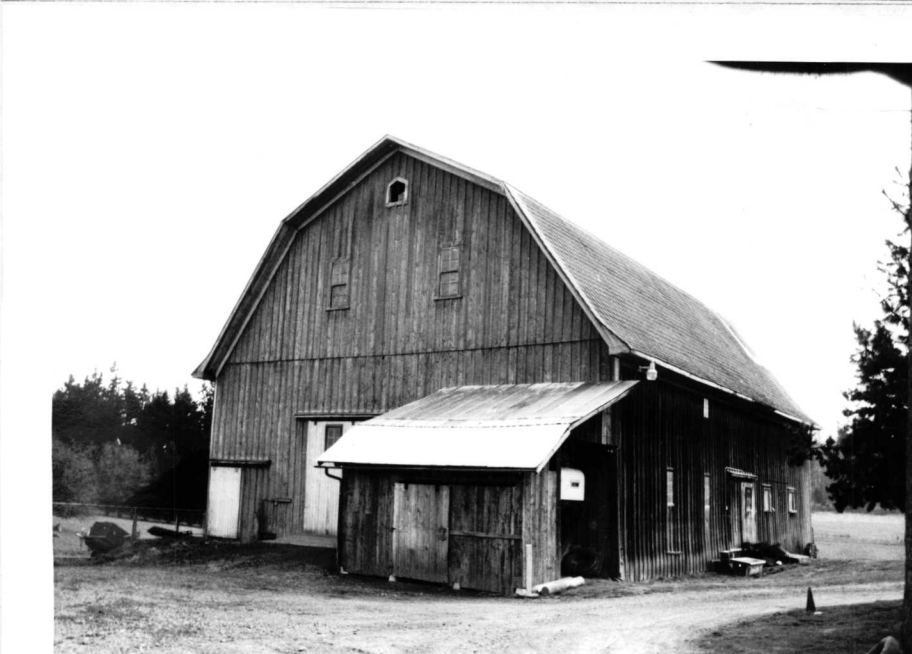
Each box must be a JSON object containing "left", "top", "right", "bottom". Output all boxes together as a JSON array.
[{"left": 193, "top": 135, "right": 816, "bottom": 593}]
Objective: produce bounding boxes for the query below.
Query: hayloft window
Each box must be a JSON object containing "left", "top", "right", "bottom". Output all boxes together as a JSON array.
[
  {"left": 386, "top": 177, "right": 408, "bottom": 207},
  {"left": 787, "top": 487, "right": 797, "bottom": 514},
  {"left": 437, "top": 246, "right": 461, "bottom": 298},
  {"left": 328, "top": 259, "right": 350, "bottom": 310},
  {"left": 324, "top": 424, "right": 343, "bottom": 450},
  {"left": 762, "top": 485, "right": 773, "bottom": 513}
]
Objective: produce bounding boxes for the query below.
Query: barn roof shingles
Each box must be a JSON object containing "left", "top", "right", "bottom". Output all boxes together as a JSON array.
[{"left": 507, "top": 186, "right": 810, "bottom": 424}]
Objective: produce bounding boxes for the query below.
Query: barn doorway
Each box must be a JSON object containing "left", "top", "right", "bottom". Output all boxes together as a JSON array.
[
  {"left": 302, "top": 420, "right": 355, "bottom": 536},
  {"left": 558, "top": 439, "right": 612, "bottom": 577},
  {"left": 739, "top": 482, "right": 758, "bottom": 543},
  {"left": 392, "top": 483, "right": 450, "bottom": 582},
  {"left": 727, "top": 472, "right": 759, "bottom": 547}
]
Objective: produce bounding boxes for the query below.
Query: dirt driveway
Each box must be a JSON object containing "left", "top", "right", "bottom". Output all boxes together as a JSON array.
[{"left": 54, "top": 513, "right": 904, "bottom": 653}]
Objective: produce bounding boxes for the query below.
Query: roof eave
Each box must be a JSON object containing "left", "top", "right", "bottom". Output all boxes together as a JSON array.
[{"left": 629, "top": 349, "right": 817, "bottom": 428}]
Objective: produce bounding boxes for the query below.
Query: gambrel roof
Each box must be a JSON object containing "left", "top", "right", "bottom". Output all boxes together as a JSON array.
[{"left": 194, "top": 135, "right": 813, "bottom": 426}]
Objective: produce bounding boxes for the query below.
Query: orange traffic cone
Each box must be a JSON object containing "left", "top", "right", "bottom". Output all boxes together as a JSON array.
[{"left": 806, "top": 587, "right": 816, "bottom": 613}]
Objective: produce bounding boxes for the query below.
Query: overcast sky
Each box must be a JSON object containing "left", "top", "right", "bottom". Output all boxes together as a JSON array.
[{"left": 3, "top": 5, "right": 911, "bottom": 648}]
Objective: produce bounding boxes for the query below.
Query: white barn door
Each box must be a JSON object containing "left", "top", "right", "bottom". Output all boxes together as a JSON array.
[
  {"left": 303, "top": 421, "right": 354, "bottom": 536},
  {"left": 207, "top": 466, "right": 242, "bottom": 538}
]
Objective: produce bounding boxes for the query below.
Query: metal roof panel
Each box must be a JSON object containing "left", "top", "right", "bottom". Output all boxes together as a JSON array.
[{"left": 317, "top": 381, "right": 637, "bottom": 472}]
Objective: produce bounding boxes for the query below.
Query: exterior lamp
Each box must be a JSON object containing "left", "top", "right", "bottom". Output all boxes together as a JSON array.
[{"left": 640, "top": 360, "right": 658, "bottom": 382}]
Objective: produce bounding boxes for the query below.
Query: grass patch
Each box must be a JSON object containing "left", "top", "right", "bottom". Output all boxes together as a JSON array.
[{"left": 695, "top": 600, "right": 901, "bottom": 654}]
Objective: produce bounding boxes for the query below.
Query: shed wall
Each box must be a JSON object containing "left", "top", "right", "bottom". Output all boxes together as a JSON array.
[{"left": 339, "top": 469, "right": 558, "bottom": 595}]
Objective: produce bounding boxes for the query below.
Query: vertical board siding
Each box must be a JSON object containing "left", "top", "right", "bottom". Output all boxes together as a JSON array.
[
  {"left": 228, "top": 151, "right": 598, "bottom": 365},
  {"left": 449, "top": 484, "right": 523, "bottom": 595},
  {"left": 521, "top": 470, "right": 559, "bottom": 587},
  {"left": 340, "top": 471, "right": 528, "bottom": 595},
  {"left": 613, "top": 372, "right": 814, "bottom": 582},
  {"left": 210, "top": 153, "right": 604, "bottom": 541}
]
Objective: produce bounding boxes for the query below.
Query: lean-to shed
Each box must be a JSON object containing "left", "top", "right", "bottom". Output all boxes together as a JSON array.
[{"left": 194, "top": 136, "right": 816, "bottom": 592}]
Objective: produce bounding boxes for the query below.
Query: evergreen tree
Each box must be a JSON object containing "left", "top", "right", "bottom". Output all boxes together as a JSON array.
[
  {"left": 51, "top": 369, "right": 214, "bottom": 508},
  {"left": 819, "top": 179, "right": 910, "bottom": 511}
]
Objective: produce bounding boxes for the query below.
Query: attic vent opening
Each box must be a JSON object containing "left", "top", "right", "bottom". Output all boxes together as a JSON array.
[{"left": 386, "top": 178, "right": 408, "bottom": 207}]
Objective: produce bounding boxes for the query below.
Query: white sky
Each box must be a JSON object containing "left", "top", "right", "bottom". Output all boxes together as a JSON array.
[{"left": 2, "top": 4, "right": 911, "bottom": 651}]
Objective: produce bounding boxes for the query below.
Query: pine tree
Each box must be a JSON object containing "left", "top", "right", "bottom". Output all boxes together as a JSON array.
[{"left": 819, "top": 176, "right": 910, "bottom": 511}]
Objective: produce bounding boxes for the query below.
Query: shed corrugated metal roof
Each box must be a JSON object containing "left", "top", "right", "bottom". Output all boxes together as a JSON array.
[{"left": 316, "top": 381, "right": 637, "bottom": 472}]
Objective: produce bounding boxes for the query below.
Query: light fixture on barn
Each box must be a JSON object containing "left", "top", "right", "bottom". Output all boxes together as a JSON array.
[{"left": 639, "top": 360, "right": 658, "bottom": 382}]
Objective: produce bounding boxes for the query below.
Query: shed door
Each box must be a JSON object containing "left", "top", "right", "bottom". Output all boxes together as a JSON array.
[
  {"left": 392, "top": 483, "right": 450, "bottom": 583},
  {"left": 208, "top": 466, "right": 242, "bottom": 538},
  {"left": 303, "top": 421, "right": 354, "bottom": 536}
]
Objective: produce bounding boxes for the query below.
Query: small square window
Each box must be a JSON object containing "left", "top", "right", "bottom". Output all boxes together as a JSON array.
[{"left": 325, "top": 424, "right": 343, "bottom": 450}]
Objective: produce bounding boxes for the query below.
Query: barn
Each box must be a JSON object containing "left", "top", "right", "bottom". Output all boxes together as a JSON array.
[{"left": 193, "top": 135, "right": 816, "bottom": 592}]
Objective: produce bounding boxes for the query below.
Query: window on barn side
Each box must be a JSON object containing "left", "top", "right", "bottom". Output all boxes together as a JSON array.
[
  {"left": 324, "top": 424, "right": 343, "bottom": 451},
  {"left": 666, "top": 468, "right": 680, "bottom": 554},
  {"left": 437, "top": 246, "right": 461, "bottom": 299},
  {"left": 328, "top": 258, "right": 350, "bottom": 310},
  {"left": 762, "top": 485, "right": 773, "bottom": 513},
  {"left": 787, "top": 487, "right": 797, "bottom": 514},
  {"left": 386, "top": 178, "right": 408, "bottom": 207}
]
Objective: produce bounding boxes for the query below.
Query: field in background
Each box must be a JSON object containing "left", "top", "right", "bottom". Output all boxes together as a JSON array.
[{"left": 813, "top": 511, "right": 903, "bottom": 561}]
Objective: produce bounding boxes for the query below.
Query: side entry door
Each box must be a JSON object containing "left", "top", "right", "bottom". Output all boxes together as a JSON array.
[
  {"left": 740, "top": 481, "right": 758, "bottom": 544},
  {"left": 392, "top": 483, "right": 450, "bottom": 583}
]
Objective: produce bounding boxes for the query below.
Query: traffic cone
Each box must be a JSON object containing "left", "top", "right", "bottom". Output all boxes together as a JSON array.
[{"left": 806, "top": 587, "right": 816, "bottom": 613}]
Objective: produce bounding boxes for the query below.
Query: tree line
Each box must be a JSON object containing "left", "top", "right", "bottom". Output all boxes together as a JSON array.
[{"left": 52, "top": 367, "right": 213, "bottom": 510}]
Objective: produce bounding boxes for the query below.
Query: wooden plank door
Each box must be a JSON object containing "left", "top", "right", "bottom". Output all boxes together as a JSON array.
[
  {"left": 740, "top": 482, "right": 758, "bottom": 544},
  {"left": 207, "top": 466, "right": 242, "bottom": 538},
  {"left": 303, "top": 420, "right": 354, "bottom": 536},
  {"left": 448, "top": 484, "right": 522, "bottom": 594},
  {"left": 392, "top": 483, "right": 450, "bottom": 583}
]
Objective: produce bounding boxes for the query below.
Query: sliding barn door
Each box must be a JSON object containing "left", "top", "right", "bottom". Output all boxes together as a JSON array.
[{"left": 392, "top": 483, "right": 450, "bottom": 583}]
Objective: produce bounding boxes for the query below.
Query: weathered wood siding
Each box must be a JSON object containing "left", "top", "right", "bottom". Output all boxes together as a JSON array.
[
  {"left": 210, "top": 151, "right": 607, "bottom": 538},
  {"left": 612, "top": 366, "right": 813, "bottom": 582},
  {"left": 338, "top": 470, "right": 553, "bottom": 594},
  {"left": 449, "top": 483, "right": 523, "bottom": 595},
  {"left": 521, "top": 470, "right": 560, "bottom": 587},
  {"left": 338, "top": 470, "right": 394, "bottom": 577}
]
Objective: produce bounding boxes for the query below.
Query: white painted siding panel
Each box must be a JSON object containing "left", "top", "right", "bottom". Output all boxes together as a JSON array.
[{"left": 208, "top": 466, "right": 242, "bottom": 538}]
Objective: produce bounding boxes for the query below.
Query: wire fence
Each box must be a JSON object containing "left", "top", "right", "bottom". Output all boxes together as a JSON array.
[{"left": 52, "top": 502, "right": 206, "bottom": 530}]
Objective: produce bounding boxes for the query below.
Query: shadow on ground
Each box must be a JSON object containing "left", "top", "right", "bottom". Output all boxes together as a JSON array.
[{"left": 694, "top": 600, "right": 901, "bottom": 654}]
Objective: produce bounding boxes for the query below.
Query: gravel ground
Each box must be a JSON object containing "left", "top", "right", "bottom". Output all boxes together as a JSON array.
[{"left": 53, "top": 512, "right": 904, "bottom": 653}]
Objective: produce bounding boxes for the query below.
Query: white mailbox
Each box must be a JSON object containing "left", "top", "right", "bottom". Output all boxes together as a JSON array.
[{"left": 560, "top": 468, "right": 585, "bottom": 501}]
